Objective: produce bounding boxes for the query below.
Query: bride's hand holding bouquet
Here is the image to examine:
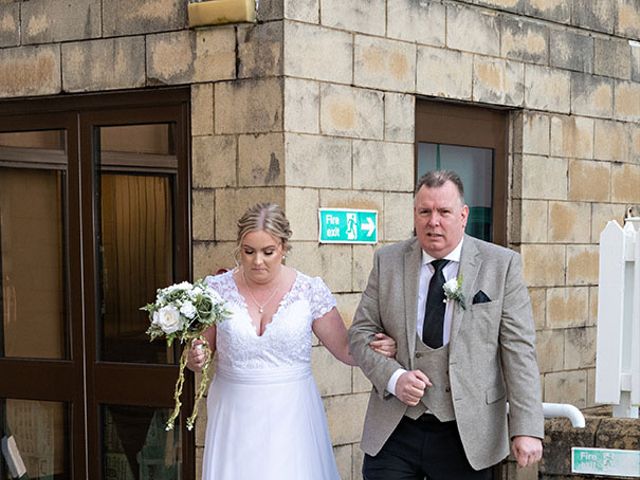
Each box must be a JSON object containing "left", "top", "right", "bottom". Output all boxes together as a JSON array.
[{"left": 142, "top": 279, "right": 229, "bottom": 431}]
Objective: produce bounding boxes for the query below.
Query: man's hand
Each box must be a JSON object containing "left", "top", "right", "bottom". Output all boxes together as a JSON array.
[
  {"left": 395, "top": 370, "right": 432, "bottom": 406},
  {"left": 511, "top": 435, "right": 543, "bottom": 468}
]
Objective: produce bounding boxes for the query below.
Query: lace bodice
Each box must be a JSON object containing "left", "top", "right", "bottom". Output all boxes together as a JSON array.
[{"left": 205, "top": 270, "right": 336, "bottom": 370}]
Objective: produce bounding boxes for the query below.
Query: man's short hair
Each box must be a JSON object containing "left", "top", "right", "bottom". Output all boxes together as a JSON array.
[{"left": 415, "top": 170, "right": 465, "bottom": 203}]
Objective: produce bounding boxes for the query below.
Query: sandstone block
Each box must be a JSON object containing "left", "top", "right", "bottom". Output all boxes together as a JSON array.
[
  {"left": 500, "top": 16, "right": 548, "bottom": 65},
  {"left": 547, "top": 287, "right": 589, "bottom": 329},
  {"left": 287, "top": 242, "right": 352, "bottom": 292},
  {"left": 521, "top": 244, "right": 565, "bottom": 287},
  {"left": 320, "top": 0, "right": 385, "bottom": 36},
  {"left": 352, "top": 447, "right": 365, "bottom": 480},
  {"left": 384, "top": 192, "right": 414, "bottom": 241},
  {"left": 568, "top": 160, "right": 610, "bottom": 202},
  {"left": 103, "top": 0, "right": 186, "bottom": 36},
  {"left": 521, "top": 200, "right": 548, "bottom": 243},
  {"left": 284, "top": 0, "right": 318, "bottom": 23},
  {"left": 536, "top": 329, "right": 564, "bottom": 373},
  {"left": 353, "top": 245, "right": 378, "bottom": 292},
  {"left": 238, "top": 21, "right": 283, "bottom": 79},
  {"left": 0, "top": 3, "right": 18, "bottom": 47},
  {"left": 192, "top": 241, "right": 236, "bottom": 278},
  {"left": 591, "top": 203, "right": 626, "bottom": 243},
  {"left": 191, "top": 83, "right": 214, "bottom": 136},
  {"left": 617, "top": 0, "right": 640, "bottom": 38},
  {"left": 192, "top": 189, "right": 215, "bottom": 241},
  {"left": 521, "top": 156, "right": 567, "bottom": 200},
  {"left": 549, "top": 29, "right": 593, "bottom": 73},
  {"left": 548, "top": 201, "right": 591, "bottom": 243},
  {"left": 447, "top": 4, "right": 500, "bottom": 56},
  {"left": 633, "top": 45, "right": 640, "bottom": 82},
  {"left": 525, "top": 0, "right": 570, "bottom": 23},
  {"left": 353, "top": 367, "right": 372, "bottom": 394},
  {"left": 257, "top": 0, "right": 283, "bottom": 21},
  {"left": 550, "top": 115, "right": 594, "bottom": 160},
  {"left": 215, "top": 188, "right": 285, "bottom": 242},
  {"left": 324, "top": 393, "right": 369, "bottom": 445},
  {"left": 21, "top": 0, "right": 100, "bottom": 44},
  {"left": 312, "top": 346, "right": 352, "bottom": 396},
  {"left": 529, "top": 287, "right": 546, "bottom": 330},
  {"left": 541, "top": 417, "right": 600, "bottom": 475},
  {"left": 63, "top": 37, "right": 144, "bottom": 92},
  {"left": 567, "top": 245, "right": 599, "bottom": 287},
  {"left": 285, "top": 133, "right": 351, "bottom": 188},
  {"left": 0, "top": 44, "right": 60, "bottom": 97},
  {"left": 565, "top": 327, "right": 596, "bottom": 369},
  {"left": 238, "top": 133, "right": 285, "bottom": 187},
  {"left": 473, "top": 0, "right": 524, "bottom": 11},
  {"left": 285, "top": 187, "right": 319, "bottom": 241},
  {"left": 586, "top": 367, "right": 596, "bottom": 407},
  {"left": 353, "top": 141, "right": 413, "bottom": 191},
  {"left": 572, "top": 0, "right": 615, "bottom": 32},
  {"left": 544, "top": 369, "right": 587, "bottom": 408},
  {"left": 335, "top": 293, "right": 362, "bottom": 328},
  {"left": 571, "top": 72, "right": 613, "bottom": 118},
  {"left": 387, "top": 0, "right": 445, "bottom": 47},
  {"left": 515, "top": 112, "right": 550, "bottom": 155},
  {"left": 595, "top": 38, "right": 631, "bottom": 79},
  {"left": 284, "top": 77, "right": 319, "bottom": 134},
  {"left": 354, "top": 35, "right": 416, "bottom": 93},
  {"left": 611, "top": 163, "right": 640, "bottom": 203},
  {"left": 416, "top": 46, "right": 473, "bottom": 100},
  {"left": 594, "top": 119, "right": 627, "bottom": 162},
  {"left": 588, "top": 286, "right": 598, "bottom": 327},
  {"left": 192, "top": 135, "right": 237, "bottom": 189},
  {"left": 284, "top": 21, "right": 352, "bottom": 84},
  {"left": 193, "top": 27, "right": 236, "bottom": 82},
  {"left": 320, "top": 84, "right": 384, "bottom": 140},
  {"left": 473, "top": 56, "right": 524, "bottom": 106},
  {"left": 333, "top": 445, "right": 351, "bottom": 479},
  {"left": 384, "top": 93, "right": 414, "bottom": 143},
  {"left": 524, "top": 65, "right": 571, "bottom": 113},
  {"left": 215, "top": 78, "right": 283, "bottom": 134},
  {"left": 146, "top": 31, "right": 194, "bottom": 85},
  {"left": 614, "top": 80, "right": 640, "bottom": 122},
  {"left": 631, "top": 123, "right": 640, "bottom": 164}
]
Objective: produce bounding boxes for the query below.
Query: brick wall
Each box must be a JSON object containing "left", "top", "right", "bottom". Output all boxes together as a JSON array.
[{"left": 1, "top": 0, "right": 639, "bottom": 478}]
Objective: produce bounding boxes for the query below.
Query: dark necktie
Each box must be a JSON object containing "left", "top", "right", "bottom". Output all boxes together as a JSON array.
[{"left": 422, "top": 259, "right": 449, "bottom": 348}]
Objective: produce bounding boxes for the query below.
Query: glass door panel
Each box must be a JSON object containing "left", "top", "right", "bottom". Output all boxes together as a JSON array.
[
  {"left": 1, "top": 398, "right": 70, "bottom": 480},
  {"left": 0, "top": 130, "right": 68, "bottom": 360},
  {"left": 102, "top": 405, "right": 181, "bottom": 480},
  {"left": 98, "top": 173, "right": 174, "bottom": 363},
  {"left": 417, "top": 143, "right": 494, "bottom": 242}
]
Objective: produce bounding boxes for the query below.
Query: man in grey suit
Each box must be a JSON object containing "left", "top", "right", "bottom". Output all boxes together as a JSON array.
[{"left": 349, "top": 170, "right": 544, "bottom": 479}]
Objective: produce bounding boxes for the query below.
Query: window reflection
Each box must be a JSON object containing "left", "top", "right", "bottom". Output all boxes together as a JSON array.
[
  {"left": 0, "top": 167, "right": 67, "bottom": 359},
  {"left": 417, "top": 143, "right": 494, "bottom": 242},
  {"left": 0, "top": 398, "right": 69, "bottom": 480},
  {"left": 102, "top": 405, "right": 181, "bottom": 480}
]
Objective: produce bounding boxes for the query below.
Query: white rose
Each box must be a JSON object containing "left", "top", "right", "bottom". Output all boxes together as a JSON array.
[
  {"left": 180, "top": 301, "right": 197, "bottom": 319},
  {"left": 153, "top": 305, "right": 183, "bottom": 334},
  {"left": 443, "top": 278, "right": 459, "bottom": 296}
]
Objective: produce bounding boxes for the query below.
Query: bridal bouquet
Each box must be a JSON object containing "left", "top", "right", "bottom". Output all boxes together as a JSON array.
[{"left": 142, "top": 279, "right": 229, "bottom": 431}]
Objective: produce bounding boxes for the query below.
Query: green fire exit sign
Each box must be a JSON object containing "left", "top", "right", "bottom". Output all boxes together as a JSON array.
[
  {"left": 318, "top": 208, "right": 378, "bottom": 244},
  {"left": 572, "top": 447, "right": 640, "bottom": 477}
]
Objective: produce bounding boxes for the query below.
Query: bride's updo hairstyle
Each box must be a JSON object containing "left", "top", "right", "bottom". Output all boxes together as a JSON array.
[{"left": 236, "top": 202, "right": 293, "bottom": 253}]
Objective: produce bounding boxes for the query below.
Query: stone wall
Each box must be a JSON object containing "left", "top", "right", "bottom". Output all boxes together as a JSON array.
[{"left": 1, "top": 0, "right": 639, "bottom": 478}]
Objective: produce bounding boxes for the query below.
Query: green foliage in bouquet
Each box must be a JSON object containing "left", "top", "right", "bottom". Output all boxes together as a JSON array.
[{"left": 142, "top": 279, "right": 229, "bottom": 431}]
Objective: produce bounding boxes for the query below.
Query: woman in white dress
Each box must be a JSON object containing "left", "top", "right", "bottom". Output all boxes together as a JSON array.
[{"left": 186, "top": 203, "right": 396, "bottom": 480}]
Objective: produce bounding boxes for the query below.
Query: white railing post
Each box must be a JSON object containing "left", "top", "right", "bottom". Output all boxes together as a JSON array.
[{"left": 595, "top": 218, "right": 640, "bottom": 418}]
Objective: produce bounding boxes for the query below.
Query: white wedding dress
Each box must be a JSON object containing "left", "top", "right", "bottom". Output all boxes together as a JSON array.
[{"left": 201, "top": 270, "right": 341, "bottom": 480}]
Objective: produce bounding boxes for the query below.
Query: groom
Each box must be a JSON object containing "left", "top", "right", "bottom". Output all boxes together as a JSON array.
[{"left": 349, "top": 170, "right": 543, "bottom": 479}]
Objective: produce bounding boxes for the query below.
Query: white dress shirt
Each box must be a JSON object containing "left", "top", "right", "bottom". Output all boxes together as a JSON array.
[{"left": 386, "top": 238, "right": 464, "bottom": 396}]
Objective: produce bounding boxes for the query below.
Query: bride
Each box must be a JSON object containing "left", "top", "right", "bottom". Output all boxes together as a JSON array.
[{"left": 187, "top": 202, "right": 396, "bottom": 480}]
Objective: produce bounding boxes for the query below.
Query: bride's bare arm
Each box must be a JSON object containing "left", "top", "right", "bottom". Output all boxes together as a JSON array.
[
  {"left": 312, "top": 308, "right": 396, "bottom": 366},
  {"left": 186, "top": 325, "right": 217, "bottom": 372}
]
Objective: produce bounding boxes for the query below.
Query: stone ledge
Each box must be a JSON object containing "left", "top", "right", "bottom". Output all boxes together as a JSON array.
[{"left": 188, "top": 0, "right": 256, "bottom": 27}]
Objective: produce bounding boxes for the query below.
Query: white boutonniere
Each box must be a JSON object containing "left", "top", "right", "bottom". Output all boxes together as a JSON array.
[{"left": 443, "top": 275, "right": 466, "bottom": 310}]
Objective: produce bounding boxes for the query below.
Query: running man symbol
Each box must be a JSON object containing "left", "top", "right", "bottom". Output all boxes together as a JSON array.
[{"left": 346, "top": 213, "right": 357, "bottom": 240}]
